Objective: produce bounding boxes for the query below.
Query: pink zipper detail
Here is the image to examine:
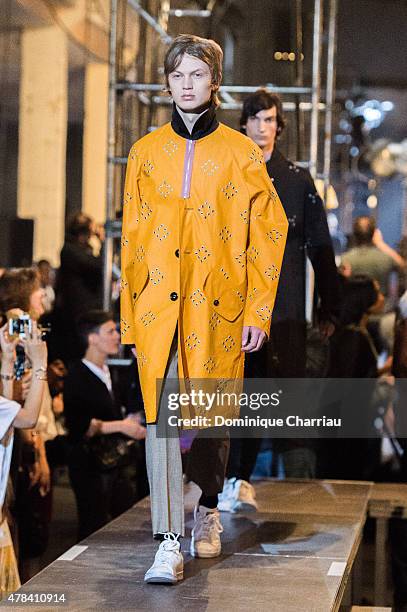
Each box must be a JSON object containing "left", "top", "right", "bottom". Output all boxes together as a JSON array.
[{"left": 181, "top": 139, "right": 195, "bottom": 199}]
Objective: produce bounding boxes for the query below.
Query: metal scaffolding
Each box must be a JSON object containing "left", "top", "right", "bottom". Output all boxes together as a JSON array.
[{"left": 103, "top": 0, "right": 338, "bottom": 308}]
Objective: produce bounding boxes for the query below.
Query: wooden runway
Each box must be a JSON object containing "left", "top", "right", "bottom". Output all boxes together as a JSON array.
[{"left": 4, "top": 479, "right": 372, "bottom": 612}]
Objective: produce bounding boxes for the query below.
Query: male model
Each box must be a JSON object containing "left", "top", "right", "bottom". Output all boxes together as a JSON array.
[
  {"left": 121, "top": 38, "right": 287, "bottom": 583},
  {"left": 219, "top": 89, "right": 340, "bottom": 514}
]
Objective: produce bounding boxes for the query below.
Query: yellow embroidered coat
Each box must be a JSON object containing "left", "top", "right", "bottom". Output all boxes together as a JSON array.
[{"left": 121, "top": 118, "right": 288, "bottom": 423}]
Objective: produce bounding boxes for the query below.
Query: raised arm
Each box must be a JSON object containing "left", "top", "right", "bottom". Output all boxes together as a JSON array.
[{"left": 0, "top": 322, "right": 48, "bottom": 429}]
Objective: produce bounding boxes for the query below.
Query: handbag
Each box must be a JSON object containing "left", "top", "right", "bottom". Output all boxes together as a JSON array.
[{"left": 82, "top": 434, "right": 133, "bottom": 471}]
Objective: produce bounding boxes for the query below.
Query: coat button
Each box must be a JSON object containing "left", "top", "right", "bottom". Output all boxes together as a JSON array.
[
  {"left": 175, "top": 249, "right": 179, "bottom": 258},
  {"left": 170, "top": 292, "right": 178, "bottom": 301},
  {"left": 213, "top": 299, "right": 219, "bottom": 306},
  {"left": 133, "top": 292, "right": 137, "bottom": 299}
]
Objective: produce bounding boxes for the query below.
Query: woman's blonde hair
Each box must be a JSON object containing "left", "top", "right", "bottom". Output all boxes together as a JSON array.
[{"left": 164, "top": 34, "right": 223, "bottom": 106}]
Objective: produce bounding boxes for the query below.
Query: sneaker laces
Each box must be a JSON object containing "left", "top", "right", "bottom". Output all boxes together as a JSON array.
[
  {"left": 198, "top": 512, "right": 224, "bottom": 540},
  {"left": 156, "top": 533, "right": 180, "bottom": 565}
]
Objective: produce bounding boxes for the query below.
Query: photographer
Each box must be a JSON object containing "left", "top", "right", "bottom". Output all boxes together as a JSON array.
[
  {"left": 63, "top": 310, "right": 145, "bottom": 540},
  {"left": 0, "top": 268, "right": 55, "bottom": 576},
  {"left": 54, "top": 213, "right": 105, "bottom": 362},
  {"left": 0, "top": 322, "right": 48, "bottom": 597},
  {"left": 0, "top": 269, "right": 54, "bottom": 489}
]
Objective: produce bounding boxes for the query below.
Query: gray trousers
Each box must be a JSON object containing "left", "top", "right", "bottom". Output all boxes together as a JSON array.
[{"left": 145, "top": 335, "right": 229, "bottom": 536}]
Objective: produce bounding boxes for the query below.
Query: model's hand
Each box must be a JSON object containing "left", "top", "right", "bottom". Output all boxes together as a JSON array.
[
  {"left": 241, "top": 326, "right": 267, "bottom": 352},
  {"left": 0, "top": 323, "right": 19, "bottom": 365}
]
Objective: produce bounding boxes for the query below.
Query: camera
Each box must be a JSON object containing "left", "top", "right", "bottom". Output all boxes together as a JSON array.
[{"left": 8, "top": 314, "right": 32, "bottom": 339}]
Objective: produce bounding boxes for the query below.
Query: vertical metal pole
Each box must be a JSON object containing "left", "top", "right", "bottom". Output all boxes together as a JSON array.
[
  {"left": 306, "top": 0, "right": 323, "bottom": 324},
  {"left": 323, "top": 0, "right": 338, "bottom": 201},
  {"left": 309, "top": 0, "right": 322, "bottom": 180},
  {"left": 294, "top": 0, "right": 304, "bottom": 162},
  {"left": 103, "top": 0, "right": 118, "bottom": 310}
]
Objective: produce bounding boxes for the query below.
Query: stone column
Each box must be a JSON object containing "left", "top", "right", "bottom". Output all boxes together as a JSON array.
[
  {"left": 82, "top": 62, "right": 109, "bottom": 225},
  {"left": 17, "top": 26, "right": 68, "bottom": 266}
]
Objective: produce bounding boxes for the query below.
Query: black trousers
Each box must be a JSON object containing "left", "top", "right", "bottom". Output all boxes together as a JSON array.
[{"left": 68, "top": 449, "right": 137, "bottom": 540}]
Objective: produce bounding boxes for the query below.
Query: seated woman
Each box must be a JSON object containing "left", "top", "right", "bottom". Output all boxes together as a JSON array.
[{"left": 0, "top": 323, "right": 48, "bottom": 598}]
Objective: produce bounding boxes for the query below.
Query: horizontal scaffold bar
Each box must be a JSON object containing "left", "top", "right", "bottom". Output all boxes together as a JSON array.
[
  {"left": 114, "top": 83, "right": 313, "bottom": 95},
  {"left": 149, "top": 96, "right": 326, "bottom": 111},
  {"left": 169, "top": 9, "right": 211, "bottom": 17}
]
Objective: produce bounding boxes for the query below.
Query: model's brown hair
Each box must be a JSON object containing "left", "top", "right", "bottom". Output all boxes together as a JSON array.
[
  {"left": 164, "top": 34, "right": 223, "bottom": 106},
  {"left": 0, "top": 268, "right": 40, "bottom": 315},
  {"left": 240, "top": 89, "right": 286, "bottom": 136}
]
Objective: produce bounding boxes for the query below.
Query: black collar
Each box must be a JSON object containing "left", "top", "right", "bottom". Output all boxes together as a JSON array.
[
  {"left": 171, "top": 102, "right": 219, "bottom": 140},
  {"left": 266, "top": 147, "right": 286, "bottom": 167}
]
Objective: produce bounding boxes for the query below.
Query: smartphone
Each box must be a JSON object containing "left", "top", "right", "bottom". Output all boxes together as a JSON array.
[{"left": 8, "top": 314, "right": 32, "bottom": 339}]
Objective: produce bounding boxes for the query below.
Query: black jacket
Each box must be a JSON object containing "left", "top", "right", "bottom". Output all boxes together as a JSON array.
[
  {"left": 267, "top": 148, "right": 340, "bottom": 323},
  {"left": 56, "top": 240, "right": 103, "bottom": 321},
  {"left": 64, "top": 361, "right": 122, "bottom": 443}
]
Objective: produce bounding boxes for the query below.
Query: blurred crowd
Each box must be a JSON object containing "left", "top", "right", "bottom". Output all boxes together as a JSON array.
[{"left": 2, "top": 210, "right": 407, "bottom": 605}]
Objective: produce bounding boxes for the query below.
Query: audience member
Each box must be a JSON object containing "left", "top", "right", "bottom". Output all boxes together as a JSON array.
[
  {"left": 63, "top": 310, "right": 145, "bottom": 540},
  {"left": 220, "top": 90, "right": 340, "bottom": 512},
  {"left": 0, "top": 268, "right": 55, "bottom": 575},
  {"left": 54, "top": 213, "right": 104, "bottom": 362},
  {"left": 36, "top": 260, "right": 55, "bottom": 314},
  {"left": 0, "top": 321, "right": 48, "bottom": 598},
  {"left": 342, "top": 216, "right": 405, "bottom": 306},
  {"left": 318, "top": 275, "right": 384, "bottom": 480}
]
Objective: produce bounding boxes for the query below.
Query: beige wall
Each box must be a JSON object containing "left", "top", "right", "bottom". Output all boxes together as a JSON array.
[
  {"left": 82, "top": 62, "right": 109, "bottom": 224},
  {"left": 17, "top": 26, "right": 68, "bottom": 266}
]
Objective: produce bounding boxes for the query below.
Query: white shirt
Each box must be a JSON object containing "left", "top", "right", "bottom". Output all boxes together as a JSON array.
[
  {"left": 0, "top": 396, "right": 20, "bottom": 512},
  {"left": 82, "top": 359, "right": 112, "bottom": 392}
]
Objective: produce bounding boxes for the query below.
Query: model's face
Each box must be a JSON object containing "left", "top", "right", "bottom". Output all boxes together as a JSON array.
[
  {"left": 168, "top": 54, "right": 213, "bottom": 111},
  {"left": 244, "top": 106, "right": 279, "bottom": 151},
  {"left": 90, "top": 320, "right": 120, "bottom": 356}
]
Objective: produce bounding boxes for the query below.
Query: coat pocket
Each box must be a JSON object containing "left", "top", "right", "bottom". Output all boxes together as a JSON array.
[
  {"left": 127, "top": 261, "right": 149, "bottom": 304},
  {"left": 204, "top": 271, "right": 246, "bottom": 322}
]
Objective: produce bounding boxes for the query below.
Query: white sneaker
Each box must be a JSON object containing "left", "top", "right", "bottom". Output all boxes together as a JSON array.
[
  {"left": 144, "top": 533, "right": 184, "bottom": 584},
  {"left": 218, "top": 478, "right": 258, "bottom": 513},
  {"left": 190, "top": 506, "right": 223, "bottom": 558},
  {"left": 233, "top": 479, "right": 258, "bottom": 513}
]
